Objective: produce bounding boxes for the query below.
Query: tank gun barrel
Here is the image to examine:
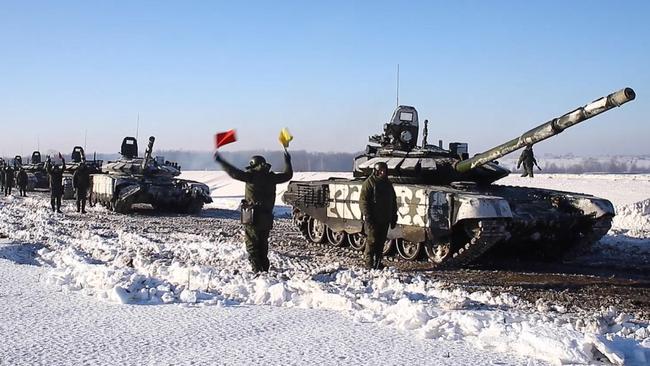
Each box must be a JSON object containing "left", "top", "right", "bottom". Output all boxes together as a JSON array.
[
  {"left": 142, "top": 136, "right": 155, "bottom": 169},
  {"left": 455, "top": 87, "right": 636, "bottom": 173}
]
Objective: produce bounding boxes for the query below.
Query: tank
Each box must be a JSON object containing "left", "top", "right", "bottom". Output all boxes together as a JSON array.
[
  {"left": 61, "top": 146, "right": 103, "bottom": 199},
  {"left": 90, "top": 136, "right": 212, "bottom": 214},
  {"left": 19, "top": 151, "right": 50, "bottom": 190},
  {"left": 283, "top": 88, "right": 636, "bottom": 266}
]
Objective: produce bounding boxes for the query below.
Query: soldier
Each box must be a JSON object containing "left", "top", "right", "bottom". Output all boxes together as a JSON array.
[
  {"left": 214, "top": 151, "right": 293, "bottom": 273},
  {"left": 359, "top": 162, "right": 397, "bottom": 270},
  {"left": 73, "top": 162, "right": 91, "bottom": 213},
  {"left": 4, "top": 165, "right": 14, "bottom": 196},
  {"left": 0, "top": 160, "right": 5, "bottom": 194},
  {"left": 517, "top": 145, "right": 541, "bottom": 178},
  {"left": 16, "top": 167, "right": 28, "bottom": 197},
  {"left": 46, "top": 155, "right": 66, "bottom": 213}
]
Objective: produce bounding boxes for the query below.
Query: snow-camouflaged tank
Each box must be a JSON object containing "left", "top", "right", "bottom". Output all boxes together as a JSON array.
[
  {"left": 283, "top": 88, "right": 636, "bottom": 266},
  {"left": 62, "top": 146, "right": 103, "bottom": 199},
  {"left": 19, "top": 151, "right": 50, "bottom": 191},
  {"left": 90, "top": 136, "right": 212, "bottom": 214}
]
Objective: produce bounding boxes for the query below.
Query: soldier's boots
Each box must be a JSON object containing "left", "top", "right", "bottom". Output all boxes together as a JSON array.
[{"left": 364, "top": 254, "right": 385, "bottom": 270}]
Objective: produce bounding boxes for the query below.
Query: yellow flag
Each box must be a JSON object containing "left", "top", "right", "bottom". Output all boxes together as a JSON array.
[{"left": 278, "top": 127, "right": 293, "bottom": 148}]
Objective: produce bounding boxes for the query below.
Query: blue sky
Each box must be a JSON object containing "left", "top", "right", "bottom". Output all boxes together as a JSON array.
[{"left": 1, "top": 0, "right": 648, "bottom": 157}]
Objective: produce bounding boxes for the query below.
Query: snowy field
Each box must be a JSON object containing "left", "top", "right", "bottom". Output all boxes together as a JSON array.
[{"left": 1, "top": 172, "right": 649, "bottom": 365}]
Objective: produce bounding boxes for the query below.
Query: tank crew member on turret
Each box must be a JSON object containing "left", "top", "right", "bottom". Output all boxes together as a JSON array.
[
  {"left": 4, "top": 165, "right": 14, "bottom": 196},
  {"left": 517, "top": 145, "right": 541, "bottom": 178},
  {"left": 17, "top": 168, "right": 28, "bottom": 197},
  {"left": 46, "top": 154, "right": 66, "bottom": 213},
  {"left": 359, "top": 162, "right": 397, "bottom": 270},
  {"left": 214, "top": 151, "right": 293, "bottom": 273},
  {"left": 73, "top": 162, "right": 91, "bottom": 213}
]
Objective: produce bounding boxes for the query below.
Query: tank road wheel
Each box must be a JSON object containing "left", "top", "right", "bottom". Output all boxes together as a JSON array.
[
  {"left": 348, "top": 233, "right": 366, "bottom": 251},
  {"left": 396, "top": 239, "right": 423, "bottom": 261},
  {"left": 326, "top": 229, "right": 348, "bottom": 247},
  {"left": 425, "top": 240, "right": 452, "bottom": 264},
  {"left": 307, "top": 218, "right": 327, "bottom": 243},
  {"left": 293, "top": 210, "right": 310, "bottom": 238},
  {"left": 382, "top": 239, "right": 396, "bottom": 256}
]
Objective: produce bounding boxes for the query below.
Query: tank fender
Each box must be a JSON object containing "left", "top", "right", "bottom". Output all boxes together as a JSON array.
[
  {"left": 572, "top": 197, "right": 615, "bottom": 218},
  {"left": 452, "top": 194, "right": 513, "bottom": 224},
  {"left": 118, "top": 184, "right": 142, "bottom": 201},
  {"left": 92, "top": 174, "right": 117, "bottom": 199}
]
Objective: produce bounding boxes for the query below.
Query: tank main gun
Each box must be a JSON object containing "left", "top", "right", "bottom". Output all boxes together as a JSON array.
[
  {"left": 455, "top": 87, "right": 636, "bottom": 173},
  {"left": 142, "top": 136, "right": 156, "bottom": 170}
]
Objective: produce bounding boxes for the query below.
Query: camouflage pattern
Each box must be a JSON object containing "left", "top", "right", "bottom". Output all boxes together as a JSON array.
[
  {"left": 90, "top": 136, "right": 212, "bottom": 214},
  {"left": 283, "top": 87, "right": 636, "bottom": 266}
]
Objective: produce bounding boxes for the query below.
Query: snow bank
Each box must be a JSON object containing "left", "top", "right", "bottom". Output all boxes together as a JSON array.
[
  {"left": 612, "top": 199, "right": 650, "bottom": 238},
  {"left": 1, "top": 194, "right": 649, "bottom": 365}
]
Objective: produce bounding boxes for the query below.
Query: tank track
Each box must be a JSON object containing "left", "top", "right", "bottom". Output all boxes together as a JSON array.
[
  {"left": 440, "top": 219, "right": 509, "bottom": 267},
  {"left": 562, "top": 216, "right": 613, "bottom": 259},
  {"left": 292, "top": 209, "right": 510, "bottom": 267}
]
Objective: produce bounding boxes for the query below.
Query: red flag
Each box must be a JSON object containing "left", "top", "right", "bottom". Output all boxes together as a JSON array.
[{"left": 215, "top": 129, "right": 237, "bottom": 148}]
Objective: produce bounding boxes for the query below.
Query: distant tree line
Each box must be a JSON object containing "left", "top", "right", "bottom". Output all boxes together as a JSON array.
[
  {"left": 141, "top": 150, "right": 359, "bottom": 172},
  {"left": 7, "top": 150, "right": 650, "bottom": 174}
]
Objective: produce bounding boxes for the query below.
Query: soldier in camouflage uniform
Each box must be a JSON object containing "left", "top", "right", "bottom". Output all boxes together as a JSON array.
[
  {"left": 517, "top": 145, "right": 541, "bottom": 178},
  {"left": 359, "top": 162, "right": 397, "bottom": 270},
  {"left": 214, "top": 151, "right": 293, "bottom": 273}
]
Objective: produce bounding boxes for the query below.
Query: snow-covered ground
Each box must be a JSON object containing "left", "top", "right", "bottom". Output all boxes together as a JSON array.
[{"left": 1, "top": 172, "right": 649, "bottom": 365}]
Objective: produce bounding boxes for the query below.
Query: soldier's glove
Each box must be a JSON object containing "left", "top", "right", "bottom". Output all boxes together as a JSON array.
[
  {"left": 213, "top": 152, "right": 223, "bottom": 163},
  {"left": 537, "top": 166, "right": 542, "bottom": 171},
  {"left": 284, "top": 151, "right": 291, "bottom": 162}
]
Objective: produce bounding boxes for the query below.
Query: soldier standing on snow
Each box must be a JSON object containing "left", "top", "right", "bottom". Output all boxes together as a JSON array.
[
  {"left": 517, "top": 145, "right": 541, "bottom": 178},
  {"left": 0, "top": 160, "right": 5, "bottom": 194},
  {"left": 17, "top": 168, "right": 28, "bottom": 197},
  {"left": 214, "top": 151, "right": 293, "bottom": 273},
  {"left": 73, "top": 162, "right": 91, "bottom": 213},
  {"left": 359, "top": 162, "right": 397, "bottom": 270},
  {"left": 46, "top": 154, "right": 66, "bottom": 213},
  {"left": 4, "top": 165, "right": 15, "bottom": 196}
]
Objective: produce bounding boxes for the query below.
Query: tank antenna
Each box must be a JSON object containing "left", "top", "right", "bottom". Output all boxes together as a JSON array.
[
  {"left": 84, "top": 129, "right": 88, "bottom": 151},
  {"left": 396, "top": 64, "right": 400, "bottom": 107},
  {"left": 422, "top": 119, "right": 428, "bottom": 147},
  {"left": 136, "top": 113, "right": 140, "bottom": 140}
]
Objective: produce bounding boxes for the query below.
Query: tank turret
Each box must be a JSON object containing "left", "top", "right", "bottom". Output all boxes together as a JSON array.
[
  {"left": 71, "top": 146, "right": 85, "bottom": 163},
  {"left": 354, "top": 87, "right": 636, "bottom": 185},
  {"left": 31, "top": 151, "right": 42, "bottom": 164}
]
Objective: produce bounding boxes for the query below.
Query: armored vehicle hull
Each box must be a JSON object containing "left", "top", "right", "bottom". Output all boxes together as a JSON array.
[
  {"left": 283, "top": 88, "right": 634, "bottom": 266},
  {"left": 284, "top": 179, "right": 613, "bottom": 265},
  {"left": 91, "top": 174, "right": 211, "bottom": 214},
  {"left": 90, "top": 136, "right": 212, "bottom": 214}
]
